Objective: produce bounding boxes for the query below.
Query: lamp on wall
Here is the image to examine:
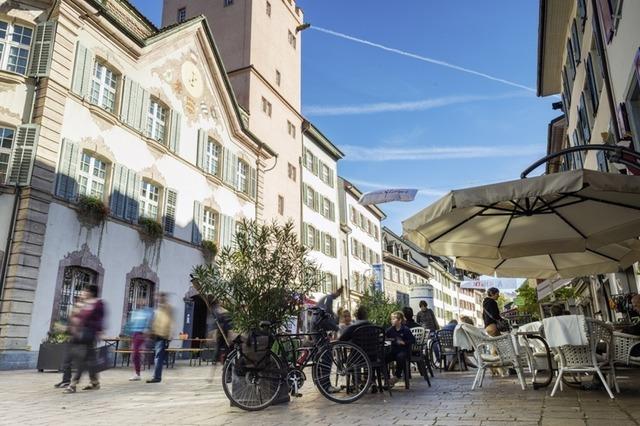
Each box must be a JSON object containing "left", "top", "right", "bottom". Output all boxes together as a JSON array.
[{"left": 296, "top": 23, "right": 311, "bottom": 33}]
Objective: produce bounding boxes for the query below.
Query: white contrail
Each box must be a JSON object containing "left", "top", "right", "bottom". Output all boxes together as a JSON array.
[
  {"left": 305, "top": 92, "right": 531, "bottom": 116},
  {"left": 311, "top": 26, "right": 536, "bottom": 93},
  {"left": 341, "top": 144, "right": 544, "bottom": 162}
]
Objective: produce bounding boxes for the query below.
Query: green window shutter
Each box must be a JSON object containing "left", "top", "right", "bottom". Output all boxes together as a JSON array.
[
  {"left": 312, "top": 157, "right": 319, "bottom": 175},
  {"left": 329, "top": 168, "right": 334, "bottom": 188},
  {"left": 163, "top": 188, "right": 178, "bottom": 235},
  {"left": 192, "top": 201, "right": 203, "bottom": 244},
  {"left": 314, "top": 229, "right": 321, "bottom": 251},
  {"left": 302, "top": 184, "right": 308, "bottom": 207},
  {"left": 313, "top": 190, "right": 320, "bottom": 212},
  {"left": 330, "top": 201, "right": 335, "bottom": 221},
  {"left": 8, "top": 125, "right": 40, "bottom": 186},
  {"left": 303, "top": 223, "right": 309, "bottom": 247},
  {"left": 110, "top": 163, "right": 128, "bottom": 218},
  {"left": 55, "top": 138, "right": 79, "bottom": 200},
  {"left": 120, "top": 77, "right": 147, "bottom": 131},
  {"left": 221, "top": 215, "right": 235, "bottom": 249},
  {"left": 168, "top": 110, "right": 181, "bottom": 153},
  {"left": 71, "top": 42, "right": 93, "bottom": 97},
  {"left": 225, "top": 152, "right": 238, "bottom": 188},
  {"left": 139, "top": 93, "right": 150, "bottom": 134},
  {"left": 320, "top": 233, "right": 326, "bottom": 255},
  {"left": 28, "top": 21, "right": 56, "bottom": 77},
  {"left": 196, "top": 129, "right": 207, "bottom": 170},
  {"left": 124, "top": 169, "right": 141, "bottom": 222},
  {"left": 248, "top": 166, "right": 257, "bottom": 199}
]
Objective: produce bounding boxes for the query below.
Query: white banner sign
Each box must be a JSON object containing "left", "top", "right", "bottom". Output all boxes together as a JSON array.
[
  {"left": 460, "top": 278, "right": 519, "bottom": 290},
  {"left": 359, "top": 188, "right": 418, "bottom": 205}
]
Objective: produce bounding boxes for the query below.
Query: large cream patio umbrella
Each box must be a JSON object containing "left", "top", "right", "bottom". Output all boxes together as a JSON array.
[
  {"left": 453, "top": 239, "right": 640, "bottom": 279},
  {"left": 403, "top": 169, "right": 640, "bottom": 259}
]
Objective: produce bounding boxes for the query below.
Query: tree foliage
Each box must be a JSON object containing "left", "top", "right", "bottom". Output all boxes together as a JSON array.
[
  {"left": 190, "top": 220, "right": 322, "bottom": 333},
  {"left": 358, "top": 289, "right": 401, "bottom": 328},
  {"left": 515, "top": 281, "right": 540, "bottom": 320}
]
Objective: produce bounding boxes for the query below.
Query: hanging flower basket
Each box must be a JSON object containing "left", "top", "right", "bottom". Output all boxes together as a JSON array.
[
  {"left": 138, "top": 217, "right": 164, "bottom": 241},
  {"left": 76, "top": 195, "right": 109, "bottom": 226}
]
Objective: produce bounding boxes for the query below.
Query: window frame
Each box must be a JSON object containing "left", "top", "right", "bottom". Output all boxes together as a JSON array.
[
  {"left": 177, "top": 7, "right": 187, "bottom": 23},
  {"left": 288, "top": 30, "right": 297, "bottom": 49},
  {"left": 147, "top": 98, "right": 167, "bottom": 143},
  {"left": 0, "top": 20, "right": 33, "bottom": 75},
  {"left": 237, "top": 159, "right": 249, "bottom": 194},
  {"left": 202, "top": 207, "right": 219, "bottom": 243},
  {"left": 139, "top": 180, "right": 161, "bottom": 220},
  {"left": 57, "top": 266, "right": 97, "bottom": 324},
  {"left": 205, "top": 137, "right": 222, "bottom": 177},
  {"left": 266, "top": 1, "right": 272, "bottom": 16},
  {"left": 77, "top": 151, "right": 107, "bottom": 200},
  {"left": 0, "top": 126, "right": 15, "bottom": 183},
  {"left": 224, "top": 0, "right": 234, "bottom": 7},
  {"left": 278, "top": 194, "right": 284, "bottom": 215},
  {"left": 90, "top": 60, "right": 119, "bottom": 113},
  {"left": 261, "top": 97, "right": 272, "bottom": 117}
]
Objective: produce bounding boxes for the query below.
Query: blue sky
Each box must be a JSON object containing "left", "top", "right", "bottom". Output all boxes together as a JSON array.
[{"left": 132, "top": 0, "right": 558, "bottom": 235}]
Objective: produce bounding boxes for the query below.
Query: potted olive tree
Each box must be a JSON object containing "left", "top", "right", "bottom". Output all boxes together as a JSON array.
[{"left": 190, "top": 220, "right": 321, "bottom": 405}]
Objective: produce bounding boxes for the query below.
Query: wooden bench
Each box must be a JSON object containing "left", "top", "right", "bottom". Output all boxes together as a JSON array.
[
  {"left": 114, "top": 349, "right": 154, "bottom": 369},
  {"left": 166, "top": 348, "right": 204, "bottom": 367}
]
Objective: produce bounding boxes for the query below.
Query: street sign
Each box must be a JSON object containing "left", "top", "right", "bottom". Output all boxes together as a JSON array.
[
  {"left": 372, "top": 263, "right": 384, "bottom": 292},
  {"left": 359, "top": 188, "right": 418, "bottom": 205}
]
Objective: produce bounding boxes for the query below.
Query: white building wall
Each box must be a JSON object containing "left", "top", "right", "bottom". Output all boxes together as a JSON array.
[
  {"left": 345, "top": 192, "right": 382, "bottom": 295},
  {"left": 302, "top": 134, "right": 340, "bottom": 287},
  {"left": 28, "top": 203, "right": 205, "bottom": 349}
]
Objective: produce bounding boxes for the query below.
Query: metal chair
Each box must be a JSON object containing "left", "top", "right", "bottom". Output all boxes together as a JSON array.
[
  {"left": 460, "top": 324, "right": 526, "bottom": 391},
  {"left": 408, "top": 327, "right": 431, "bottom": 386},
  {"left": 551, "top": 318, "right": 618, "bottom": 399},
  {"left": 435, "top": 329, "right": 464, "bottom": 372},
  {"left": 350, "top": 325, "right": 391, "bottom": 396}
]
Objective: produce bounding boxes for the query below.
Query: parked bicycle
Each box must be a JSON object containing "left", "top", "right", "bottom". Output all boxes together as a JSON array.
[{"left": 221, "top": 307, "right": 373, "bottom": 411}]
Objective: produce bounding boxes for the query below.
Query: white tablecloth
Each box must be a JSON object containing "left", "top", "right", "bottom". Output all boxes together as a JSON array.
[
  {"left": 453, "top": 324, "right": 476, "bottom": 350},
  {"left": 542, "top": 315, "right": 587, "bottom": 348}
]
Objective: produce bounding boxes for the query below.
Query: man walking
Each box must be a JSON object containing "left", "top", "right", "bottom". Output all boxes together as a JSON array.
[
  {"left": 147, "top": 293, "right": 173, "bottom": 383},
  {"left": 64, "top": 285, "right": 105, "bottom": 393},
  {"left": 416, "top": 300, "right": 439, "bottom": 331},
  {"left": 125, "top": 296, "right": 154, "bottom": 381}
]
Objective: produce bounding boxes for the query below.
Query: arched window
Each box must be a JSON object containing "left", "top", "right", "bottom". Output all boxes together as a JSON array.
[
  {"left": 58, "top": 266, "right": 97, "bottom": 324},
  {"left": 125, "top": 278, "right": 154, "bottom": 320}
]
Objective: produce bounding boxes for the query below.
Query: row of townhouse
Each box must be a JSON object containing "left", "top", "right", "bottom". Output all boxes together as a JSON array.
[
  {"left": 382, "top": 228, "right": 484, "bottom": 327},
  {"left": 537, "top": 0, "right": 640, "bottom": 320}
]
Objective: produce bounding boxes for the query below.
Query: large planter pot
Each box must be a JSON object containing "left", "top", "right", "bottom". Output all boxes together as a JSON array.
[{"left": 37, "top": 343, "right": 71, "bottom": 372}]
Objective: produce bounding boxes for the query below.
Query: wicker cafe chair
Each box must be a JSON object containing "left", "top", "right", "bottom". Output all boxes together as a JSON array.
[
  {"left": 551, "top": 318, "right": 618, "bottom": 399},
  {"left": 435, "top": 329, "right": 464, "bottom": 372},
  {"left": 350, "top": 325, "right": 391, "bottom": 396},
  {"left": 408, "top": 327, "right": 431, "bottom": 387},
  {"left": 460, "top": 324, "right": 526, "bottom": 391},
  {"left": 613, "top": 332, "right": 640, "bottom": 367}
]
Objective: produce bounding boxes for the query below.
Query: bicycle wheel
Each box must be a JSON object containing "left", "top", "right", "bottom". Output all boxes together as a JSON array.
[
  {"left": 221, "top": 349, "right": 284, "bottom": 411},
  {"left": 312, "top": 341, "right": 372, "bottom": 404}
]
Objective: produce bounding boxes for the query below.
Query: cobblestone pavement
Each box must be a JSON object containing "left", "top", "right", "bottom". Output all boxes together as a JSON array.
[{"left": 1, "top": 363, "right": 640, "bottom": 425}]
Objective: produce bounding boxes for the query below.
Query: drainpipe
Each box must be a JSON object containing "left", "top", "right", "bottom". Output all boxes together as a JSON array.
[{"left": 590, "top": 0, "right": 621, "bottom": 142}]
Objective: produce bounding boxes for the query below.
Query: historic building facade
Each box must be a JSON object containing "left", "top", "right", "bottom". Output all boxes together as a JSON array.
[
  {"left": 0, "top": 0, "right": 273, "bottom": 368},
  {"left": 337, "top": 178, "right": 385, "bottom": 310},
  {"left": 301, "top": 121, "right": 343, "bottom": 295},
  {"left": 162, "top": 0, "right": 305, "bottom": 227},
  {"left": 537, "top": 0, "right": 639, "bottom": 318}
]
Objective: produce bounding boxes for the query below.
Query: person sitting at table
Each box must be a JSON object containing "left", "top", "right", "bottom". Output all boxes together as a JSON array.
[
  {"left": 402, "top": 307, "right": 420, "bottom": 329},
  {"left": 339, "top": 306, "right": 371, "bottom": 341},
  {"left": 338, "top": 310, "right": 352, "bottom": 336},
  {"left": 443, "top": 319, "right": 458, "bottom": 331},
  {"left": 386, "top": 311, "right": 415, "bottom": 386}
]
